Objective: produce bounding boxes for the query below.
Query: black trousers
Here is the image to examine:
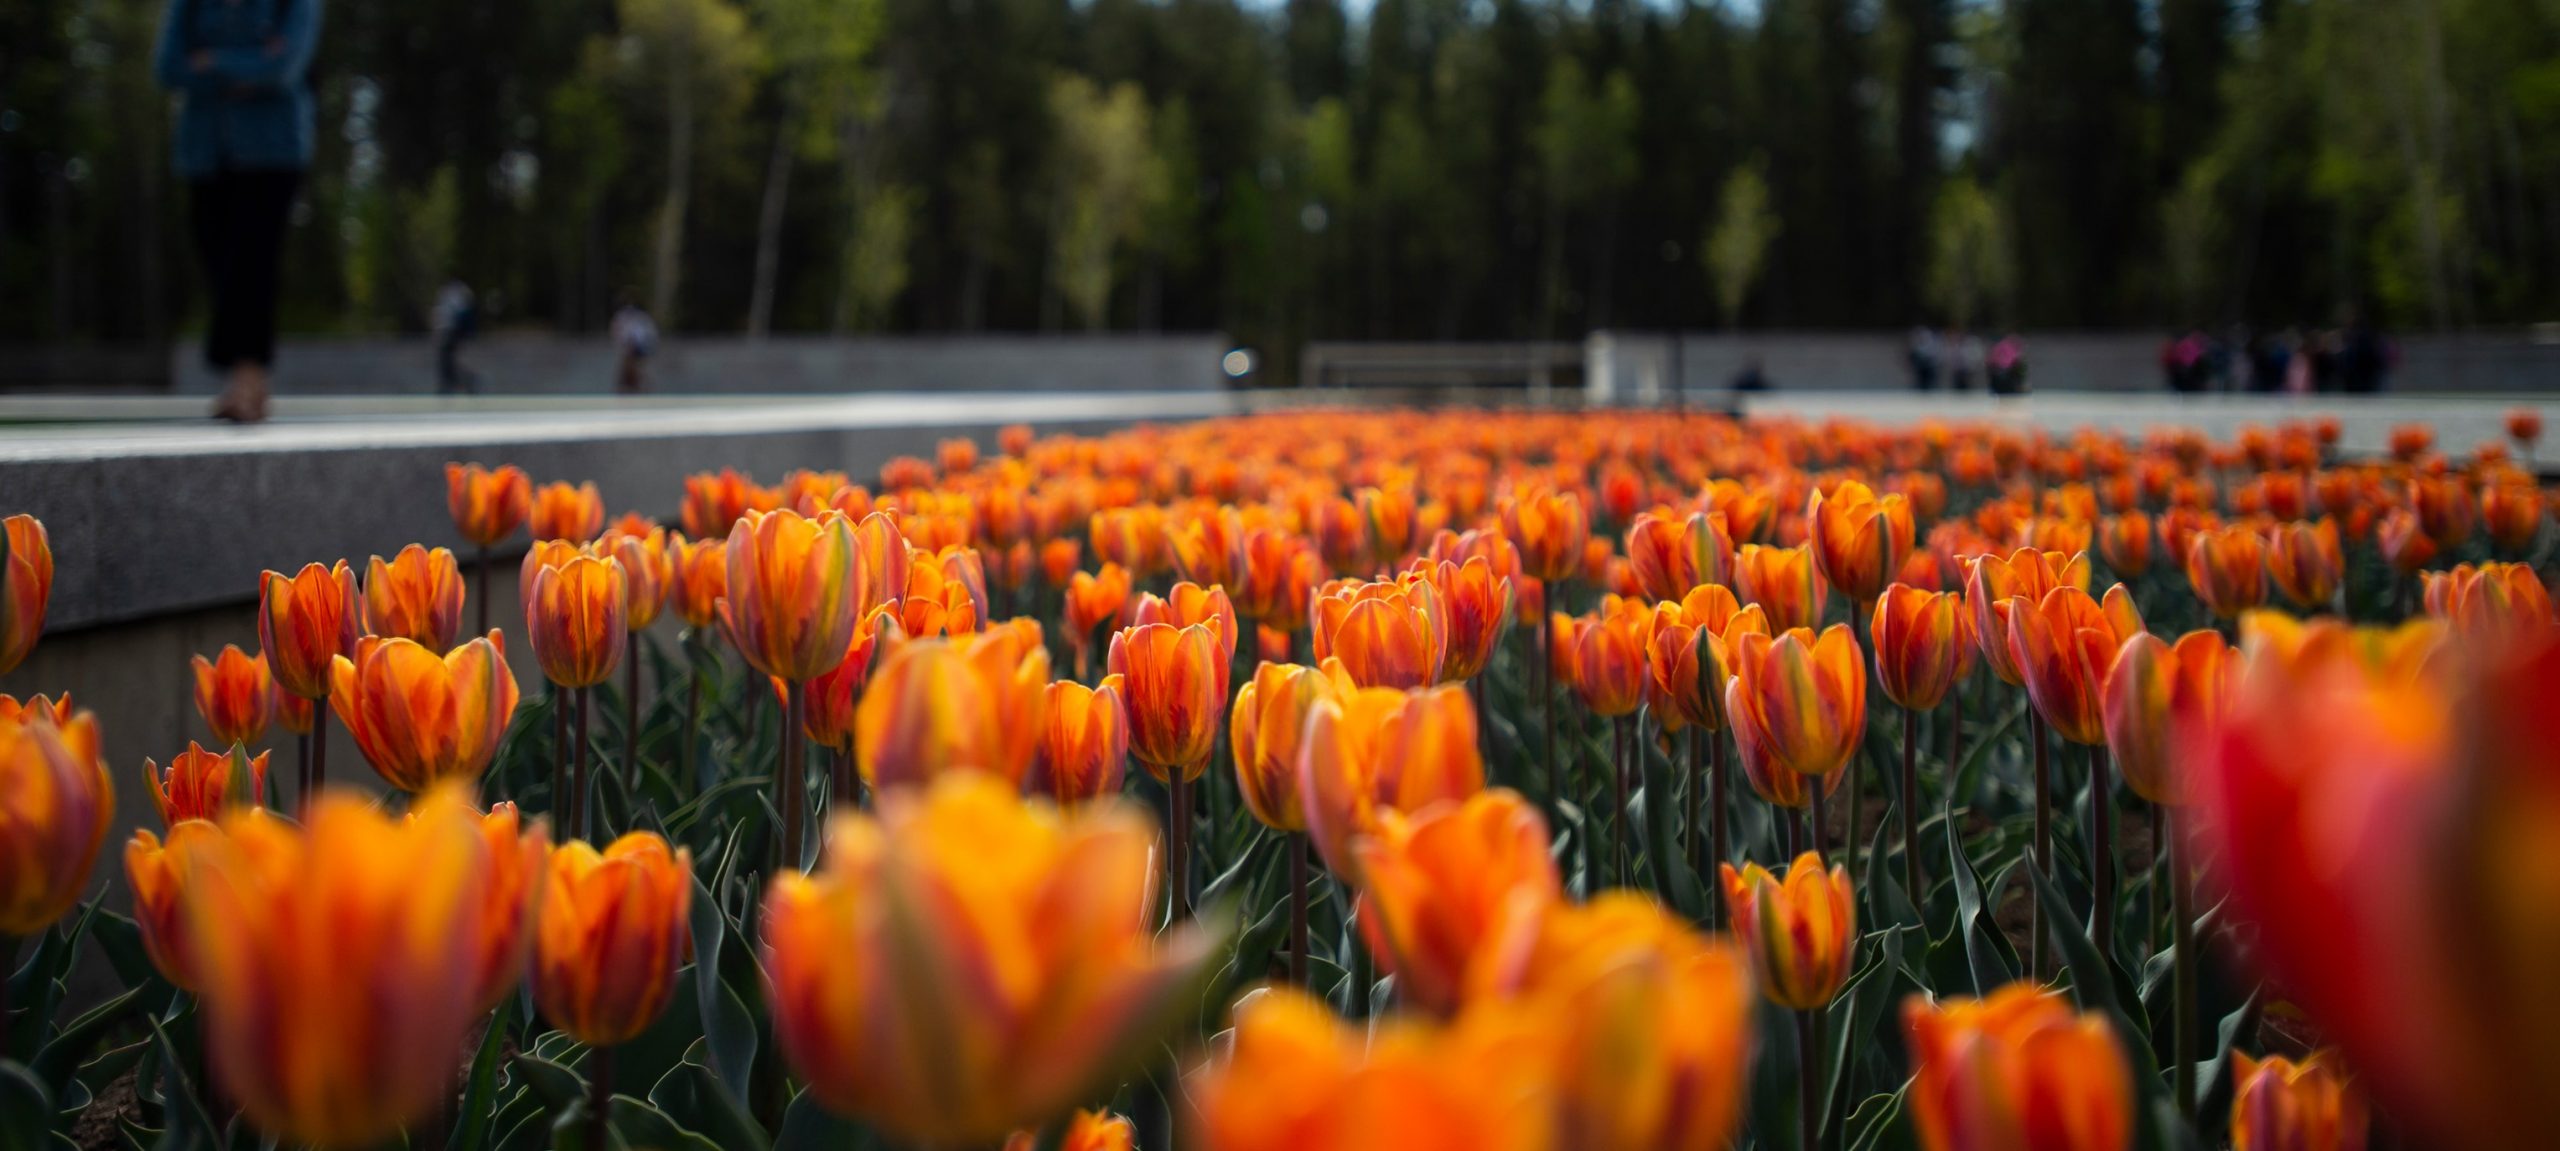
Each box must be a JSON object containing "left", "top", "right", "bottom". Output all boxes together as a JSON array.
[{"left": 188, "top": 169, "right": 301, "bottom": 371}]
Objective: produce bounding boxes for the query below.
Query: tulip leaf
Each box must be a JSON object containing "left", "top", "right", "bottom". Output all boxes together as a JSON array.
[
  {"left": 1948, "top": 698, "right": 2024, "bottom": 808},
  {"left": 688, "top": 869, "right": 755, "bottom": 1101},
  {"left": 607, "top": 1095, "right": 724, "bottom": 1151},
  {"left": 1859, "top": 800, "right": 1922, "bottom": 933},
  {"left": 143, "top": 1018, "right": 218, "bottom": 1151},
  {"left": 1198, "top": 825, "right": 1271, "bottom": 909},
  {"left": 31, "top": 981, "right": 152, "bottom": 1092},
  {"left": 2026, "top": 850, "right": 2172, "bottom": 1109},
  {"left": 1636, "top": 722, "right": 1705, "bottom": 919},
  {"left": 1942, "top": 798, "right": 2017, "bottom": 996},
  {"left": 1841, "top": 1083, "right": 1914, "bottom": 1151},
  {"left": 773, "top": 1088, "right": 873, "bottom": 1151},
  {"left": 509, "top": 1052, "right": 588, "bottom": 1112},
  {"left": 8, "top": 901, "right": 96, "bottom": 1062},
  {"left": 448, "top": 1001, "right": 514, "bottom": 1151},
  {"left": 87, "top": 910, "right": 156, "bottom": 996},
  {"left": 645, "top": 1045, "right": 768, "bottom": 1151},
  {"left": 0, "top": 1061, "right": 51, "bottom": 1151},
  {"left": 1824, "top": 926, "right": 1913, "bottom": 1134}
]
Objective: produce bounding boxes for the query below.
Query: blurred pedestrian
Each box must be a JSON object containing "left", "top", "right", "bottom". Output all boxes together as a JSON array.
[
  {"left": 155, "top": 0, "right": 324, "bottom": 423},
  {"left": 611, "top": 296, "right": 657, "bottom": 394},
  {"left": 1987, "top": 333, "right": 2028, "bottom": 395},
  {"left": 1730, "top": 357, "right": 1770, "bottom": 393},
  {"left": 1907, "top": 326, "right": 1941, "bottom": 391},
  {"left": 432, "top": 279, "right": 480, "bottom": 394},
  {"left": 1950, "top": 329, "right": 1984, "bottom": 392}
]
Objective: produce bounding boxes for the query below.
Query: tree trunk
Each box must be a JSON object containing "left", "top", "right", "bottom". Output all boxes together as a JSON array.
[
  {"left": 747, "top": 96, "right": 800, "bottom": 338},
  {"left": 651, "top": 26, "right": 698, "bottom": 326}
]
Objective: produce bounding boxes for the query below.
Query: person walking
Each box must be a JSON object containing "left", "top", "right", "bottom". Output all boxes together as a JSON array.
[
  {"left": 610, "top": 296, "right": 658, "bottom": 394},
  {"left": 155, "top": 0, "right": 323, "bottom": 423},
  {"left": 432, "top": 279, "right": 480, "bottom": 394}
]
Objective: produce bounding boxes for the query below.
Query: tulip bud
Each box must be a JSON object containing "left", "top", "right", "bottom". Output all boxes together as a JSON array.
[
  {"left": 1108, "top": 621, "right": 1228, "bottom": 780},
  {"left": 1298, "top": 681, "right": 1484, "bottom": 880},
  {"left": 1810, "top": 480, "right": 1917, "bottom": 605},
  {"left": 259, "top": 561, "right": 360, "bottom": 701},
  {"left": 185, "top": 787, "right": 493, "bottom": 1148},
  {"left": 1734, "top": 543, "right": 1830, "bottom": 633},
  {"left": 1231, "top": 662, "right": 1329, "bottom": 831},
  {"left": 525, "top": 551, "right": 627, "bottom": 689},
  {"left": 666, "top": 533, "right": 729, "bottom": 630},
  {"left": 1905, "top": 985, "right": 2133, "bottom": 1151},
  {"left": 2185, "top": 525, "right": 2270, "bottom": 618},
  {"left": 1727, "top": 625, "right": 1867, "bottom": 779},
  {"left": 191, "top": 644, "right": 275, "bottom": 748},
  {"left": 1029, "top": 678, "right": 1129, "bottom": 806},
  {"left": 529, "top": 480, "right": 605, "bottom": 542},
  {"left": 2101, "top": 630, "right": 2234, "bottom": 806},
  {"left": 2009, "top": 585, "right": 2147, "bottom": 746},
  {"left": 1569, "top": 596, "right": 1649, "bottom": 717},
  {"left": 2, "top": 514, "right": 53, "bottom": 676},
  {"left": 601, "top": 523, "right": 673, "bottom": 631},
  {"left": 0, "top": 704, "right": 111, "bottom": 935},
  {"left": 1871, "top": 583, "right": 1974, "bottom": 711},
  {"left": 125, "top": 820, "right": 223, "bottom": 989},
  {"left": 534, "top": 831, "right": 692, "bottom": 1046},
  {"left": 329, "top": 633, "right": 521, "bottom": 792},
  {"left": 857, "top": 630, "right": 1051, "bottom": 791},
  {"left": 1721, "top": 852, "right": 1856, "bottom": 1010},
  {"left": 2231, "top": 1050, "right": 2369, "bottom": 1151},
  {"left": 764, "top": 775, "right": 1216, "bottom": 1146},
  {"left": 721, "top": 509, "right": 865, "bottom": 681},
  {"left": 2265, "top": 519, "right": 2344, "bottom": 609},
  {"left": 146, "top": 742, "right": 268, "bottom": 825},
  {"left": 1502, "top": 486, "right": 1590, "bottom": 583},
  {"left": 362, "top": 544, "right": 466, "bottom": 649},
  {"left": 1354, "top": 789, "right": 1558, "bottom": 1016},
  {"left": 445, "top": 463, "right": 532, "bottom": 549}
]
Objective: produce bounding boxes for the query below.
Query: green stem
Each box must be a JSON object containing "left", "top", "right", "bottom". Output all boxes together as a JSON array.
[
  {"left": 1798, "top": 1009, "right": 1821, "bottom": 1151},
  {"left": 1902, "top": 705, "right": 1922, "bottom": 907},
  {"left": 2171, "top": 805, "right": 2197, "bottom": 1120},
  {"left": 2030, "top": 708, "right": 2049, "bottom": 980},
  {"left": 587, "top": 1043, "right": 614, "bottom": 1151},
  {"left": 2091, "top": 742, "right": 2114, "bottom": 961}
]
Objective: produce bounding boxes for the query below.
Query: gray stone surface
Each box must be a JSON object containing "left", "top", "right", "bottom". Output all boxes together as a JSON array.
[
  {"left": 1590, "top": 330, "right": 2560, "bottom": 398},
  {"left": 3, "top": 391, "right": 1242, "bottom": 633},
  {"left": 157, "top": 332, "right": 1234, "bottom": 395}
]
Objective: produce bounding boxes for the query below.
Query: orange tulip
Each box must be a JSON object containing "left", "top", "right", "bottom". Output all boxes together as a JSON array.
[
  {"left": 1090, "top": 505, "right": 1169, "bottom": 577},
  {"left": 1904, "top": 984, "right": 2133, "bottom": 1151},
  {"left": 1298, "top": 680, "right": 1485, "bottom": 879},
  {"left": 764, "top": 774, "right": 1217, "bottom": 1147},
  {"left": 2420, "top": 561, "right": 2555, "bottom": 648},
  {"left": 1170, "top": 505, "right": 1246, "bottom": 590},
  {"left": 192, "top": 644, "right": 275, "bottom": 748},
  {"left": 260, "top": 561, "right": 361, "bottom": 700},
  {"left": 125, "top": 820, "right": 222, "bottom": 989},
  {"left": 1733, "top": 543, "right": 1830, "bottom": 633},
  {"left": 2374, "top": 508, "right": 2439, "bottom": 574},
  {"left": 1231, "top": 662, "right": 1330, "bottom": 831},
  {"left": 182, "top": 787, "right": 491, "bottom": 1148},
  {"left": 1354, "top": 789, "right": 1560, "bottom": 1016},
  {"left": 1040, "top": 538, "right": 1083, "bottom": 588},
  {"left": 1810, "top": 479, "right": 1917, "bottom": 604},
  {"left": 534, "top": 831, "right": 691, "bottom": 1046},
  {"left": 2097, "top": 512, "right": 2153, "bottom": 578},
  {"left": 523, "top": 552, "right": 627, "bottom": 688},
  {"left": 1191, "top": 987, "right": 1553, "bottom": 1151},
  {"left": 1411, "top": 557, "right": 1512, "bottom": 681},
  {"left": 1236, "top": 529, "right": 1323, "bottom": 629},
  {"left": 1725, "top": 624, "right": 1867, "bottom": 779},
  {"left": 1004, "top": 1111, "right": 1136, "bottom": 1151},
  {"left": 722, "top": 509, "right": 864, "bottom": 681},
  {"left": 801, "top": 607, "right": 889, "bottom": 757},
  {"left": 529, "top": 480, "right": 604, "bottom": 542},
  {"left": 1132, "top": 580, "right": 1240, "bottom": 670},
  {"left": 2231, "top": 1050, "right": 2369, "bottom": 1151},
  {"left": 2100, "top": 629, "right": 2234, "bottom": 806},
  {"left": 1645, "top": 606, "right": 1741, "bottom": 734},
  {"left": 1720, "top": 852, "right": 1856, "bottom": 1010},
  {"left": 329, "top": 632, "right": 521, "bottom": 792},
  {"left": 2480, "top": 481, "right": 2545, "bottom": 554},
  {"left": 362, "top": 544, "right": 466, "bottom": 649},
  {"left": 0, "top": 704, "right": 109, "bottom": 936},
  {"left": 147, "top": 742, "right": 268, "bottom": 825},
  {"left": 1625, "top": 510, "right": 1735, "bottom": 603},
  {"left": 601, "top": 523, "right": 673, "bottom": 630},
  {"left": 2408, "top": 475, "right": 2475, "bottom": 549},
  {"left": 2506, "top": 407, "right": 2543, "bottom": 447},
  {"left": 667, "top": 533, "right": 729, "bottom": 630},
  {"left": 1064, "top": 562, "right": 1133, "bottom": 647},
  {"left": 2265, "top": 518, "right": 2343, "bottom": 609},
  {"left": 2185, "top": 525, "right": 2269, "bottom": 618},
  {"left": 1965, "top": 548, "right": 2090, "bottom": 686},
  {"left": 1503, "top": 486, "right": 1590, "bottom": 583},
  {"left": 1310, "top": 578, "right": 1444, "bottom": 690},
  {"left": 464, "top": 802, "right": 548, "bottom": 1012},
  {"left": 901, "top": 544, "right": 991, "bottom": 639},
  {"left": 2008, "top": 584, "right": 2146, "bottom": 746},
  {"left": 272, "top": 682, "right": 314, "bottom": 736},
  {"left": 1569, "top": 596, "right": 1650, "bottom": 717},
  {"left": 2, "top": 513, "right": 52, "bottom": 675},
  {"left": 1498, "top": 893, "right": 1756, "bottom": 1151},
  {"left": 1029, "top": 678, "right": 1129, "bottom": 806},
  {"left": 1360, "top": 484, "right": 1419, "bottom": 563},
  {"left": 857, "top": 629, "right": 1051, "bottom": 790},
  {"left": 1107, "top": 621, "right": 1228, "bottom": 779},
  {"left": 1871, "top": 583, "right": 1974, "bottom": 711},
  {"left": 445, "top": 463, "right": 532, "bottom": 548}
]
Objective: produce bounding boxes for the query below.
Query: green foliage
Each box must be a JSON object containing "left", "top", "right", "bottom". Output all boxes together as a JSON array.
[{"left": 1705, "top": 160, "right": 1781, "bottom": 329}]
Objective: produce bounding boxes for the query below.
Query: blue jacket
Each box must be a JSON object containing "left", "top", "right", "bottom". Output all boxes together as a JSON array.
[{"left": 153, "top": 0, "right": 322, "bottom": 178}]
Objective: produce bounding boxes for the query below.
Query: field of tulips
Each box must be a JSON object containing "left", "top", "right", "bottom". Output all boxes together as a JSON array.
[{"left": 1, "top": 406, "right": 2554, "bottom": 1151}]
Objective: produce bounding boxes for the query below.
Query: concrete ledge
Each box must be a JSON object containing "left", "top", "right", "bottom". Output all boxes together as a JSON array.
[
  {"left": 4, "top": 390, "right": 1243, "bottom": 633},
  {"left": 157, "top": 332, "right": 1234, "bottom": 396}
]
